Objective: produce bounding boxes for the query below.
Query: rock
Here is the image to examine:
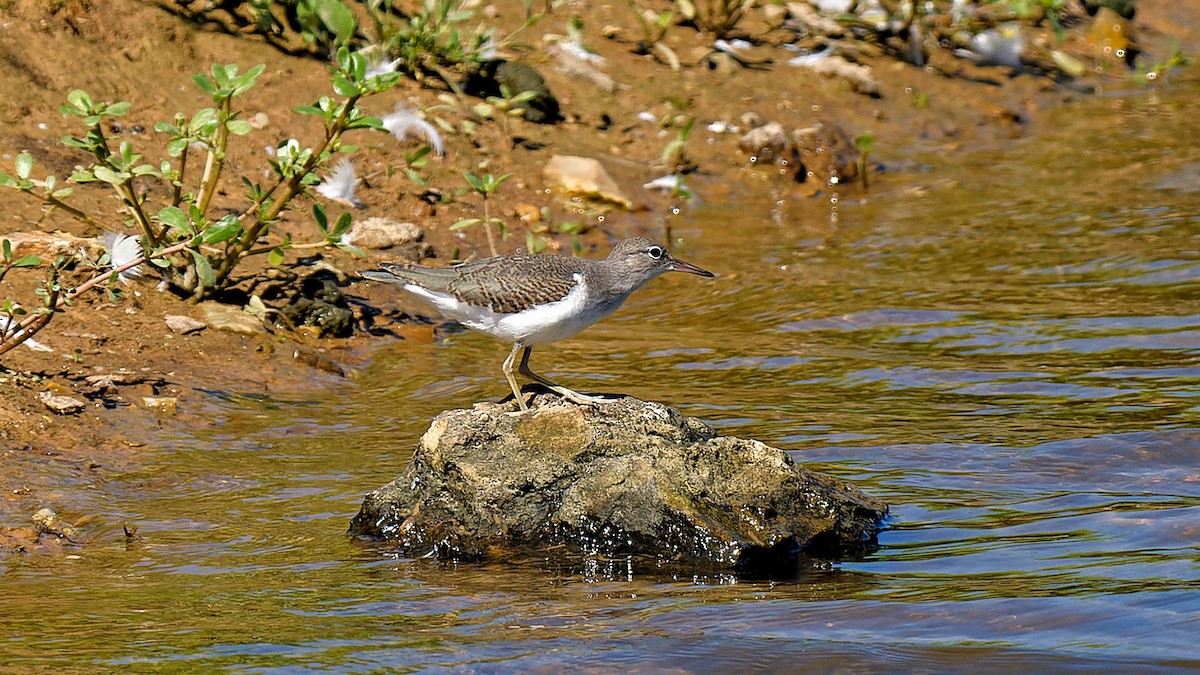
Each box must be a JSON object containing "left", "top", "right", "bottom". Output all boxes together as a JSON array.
[
  {"left": 38, "top": 391, "right": 86, "bottom": 415},
  {"left": 32, "top": 508, "right": 78, "bottom": 540},
  {"left": 739, "top": 121, "right": 790, "bottom": 163},
  {"left": 348, "top": 396, "right": 887, "bottom": 572},
  {"left": 784, "top": 2, "right": 845, "bottom": 36},
  {"left": 789, "top": 52, "right": 881, "bottom": 97},
  {"left": 513, "top": 203, "right": 542, "bottom": 223},
  {"left": 3, "top": 231, "right": 105, "bottom": 260},
  {"left": 543, "top": 155, "right": 632, "bottom": 209},
  {"left": 1086, "top": 7, "right": 1136, "bottom": 65},
  {"left": 341, "top": 217, "right": 424, "bottom": 250},
  {"left": 462, "top": 60, "right": 561, "bottom": 123},
  {"left": 279, "top": 274, "right": 354, "bottom": 338},
  {"left": 165, "top": 314, "right": 206, "bottom": 334},
  {"left": 791, "top": 122, "right": 861, "bottom": 185},
  {"left": 140, "top": 396, "right": 178, "bottom": 414},
  {"left": 200, "top": 302, "right": 266, "bottom": 335}
]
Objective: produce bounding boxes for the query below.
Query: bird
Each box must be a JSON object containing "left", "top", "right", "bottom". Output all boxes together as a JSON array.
[{"left": 362, "top": 237, "right": 714, "bottom": 411}]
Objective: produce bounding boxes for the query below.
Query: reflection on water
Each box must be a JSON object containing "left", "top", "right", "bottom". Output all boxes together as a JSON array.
[{"left": 4, "top": 77, "right": 1200, "bottom": 670}]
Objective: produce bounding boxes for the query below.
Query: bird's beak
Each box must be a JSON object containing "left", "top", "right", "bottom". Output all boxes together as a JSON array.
[{"left": 669, "top": 258, "right": 715, "bottom": 278}]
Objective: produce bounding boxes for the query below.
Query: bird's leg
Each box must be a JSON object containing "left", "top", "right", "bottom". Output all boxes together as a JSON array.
[
  {"left": 518, "top": 346, "right": 605, "bottom": 406},
  {"left": 502, "top": 342, "right": 529, "bottom": 411}
]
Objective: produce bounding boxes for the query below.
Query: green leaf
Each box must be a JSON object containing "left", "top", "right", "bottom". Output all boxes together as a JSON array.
[
  {"left": 331, "top": 76, "right": 359, "bottom": 97},
  {"left": 69, "top": 169, "right": 97, "bottom": 183},
  {"left": 192, "top": 72, "right": 218, "bottom": 93},
  {"left": 330, "top": 211, "right": 353, "bottom": 239},
  {"left": 106, "top": 101, "right": 132, "bottom": 117},
  {"left": 66, "top": 89, "right": 93, "bottom": 111},
  {"left": 61, "top": 135, "right": 92, "bottom": 150},
  {"left": 232, "top": 64, "right": 266, "bottom": 96},
  {"left": 156, "top": 206, "right": 191, "bottom": 234},
  {"left": 211, "top": 63, "right": 231, "bottom": 86},
  {"left": 267, "top": 246, "right": 285, "bottom": 268},
  {"left": 294, "top": 104, "right": 323, "bottom": 116},
  {"left": 2, "top": 239, "right": 10, "bottom": 261},
  {"left": 225, "top": 119, "right": 254, "bottom": 136},
  {"left": 336, "top": 242, "right": 367, "bottom": 259},
  {"left": 166, "top": 137, "right": 189, "bottom": 157},
  {"left": 464, "top": 172, "right": 484, "bottom": 193},
  {"left": 313, "top": 203, "right": 329, "bottom": 233},
  {"left": 318, "top": 2, "right": 356, "bottom": 45},
  {"left": 92, "top": 165, "right": 125, "bottom": 185},
  {"left": 188, "top": 249, "right": 216, "bottom": 288},
  {"left": 12, "top": 255, "right": 41, "bottom": 268},
  {"left": 403, "top": 168, "right": 427, "bottom": 186},
  {"left": 0, "top": 173, "right": 16, "bottom": 189},
  {"left": 50, "top": 187, "right": 74, "bottom": 200},
  {"left": 450, "top": 218, "right": 481, "bottom": 230},
  {"left": 15, "top": 152, "right": 33, "bottom": 180},
  {"left": 200, "top": 216, "right": 242, "bottom": 244}
]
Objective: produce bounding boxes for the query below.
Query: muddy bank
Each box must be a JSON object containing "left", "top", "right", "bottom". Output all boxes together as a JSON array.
[{"left": 1, "top": 0, "right": 1197, "bottom": 550}]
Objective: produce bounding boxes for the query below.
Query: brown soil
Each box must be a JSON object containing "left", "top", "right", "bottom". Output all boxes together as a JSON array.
[{"left": 0, "top": 0, "right": 1195, "bottom": 552}]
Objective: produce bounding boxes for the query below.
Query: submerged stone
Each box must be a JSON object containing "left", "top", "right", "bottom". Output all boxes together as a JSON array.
[{"left": 349, "top": 395, "right": 887, "bottom": 571}]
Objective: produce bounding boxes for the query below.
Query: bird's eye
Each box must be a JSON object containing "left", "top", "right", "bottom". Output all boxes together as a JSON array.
[{"left": 647, "top": 246, "right": 665, "bottom": 260}]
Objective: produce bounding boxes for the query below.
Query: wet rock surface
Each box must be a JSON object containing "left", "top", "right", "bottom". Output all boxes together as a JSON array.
[
  {"left": 349, "top": 395, "right": 887, "bottom": 571},
  {"left": 279, "top": 274, "right": 355, "bottom": 338}
]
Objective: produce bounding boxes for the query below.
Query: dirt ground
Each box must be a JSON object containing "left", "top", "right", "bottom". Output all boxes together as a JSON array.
[{"left": 0, "top": 0, "right": 1195, "bottom": 550}]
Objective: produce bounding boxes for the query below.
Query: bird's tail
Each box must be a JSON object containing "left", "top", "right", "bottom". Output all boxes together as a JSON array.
[{"left": 359, "top": 269, "right": 407, "bottom": 285}]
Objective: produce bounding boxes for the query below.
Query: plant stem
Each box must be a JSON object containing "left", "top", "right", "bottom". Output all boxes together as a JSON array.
[
  {"left": 29, "top": 191, "right": 114, "bottom": 232},
  {"left": 87, "top": 120, "right": 157, "bottom": 245},
  {"left": 195, "top": 96, "right": 232, "bottom": 216},
  {"left": 0, "top": 241, "right": 192, "bottom": 357},
  {"left": 482, "top": 196, "right": 498, "bottom": 256},
  {"left": 208, "top": 95, "right": 361, "bottom": 294}
]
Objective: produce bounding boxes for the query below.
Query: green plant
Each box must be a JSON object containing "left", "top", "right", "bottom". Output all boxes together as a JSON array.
[
  {"left": 1006, "top": 0, "right": 1065, "bottom": 39},
  {"left": 0, "top": 239, "right": 69, "bottom": 357},
  {"left": 628, "top": 0, "right": 681, "bottom": 70},
  {"left": 474, "top": 85, "right": 539, "bottom": 148},
  {"left": 661, "top": 115, "right": 696, "bottom": 172},
  {"left": 855, "top": 130, "right": 874, "bottom": 192},
  {"left": 451, "top": 171, "right": 513, "bottom": 256},
  {"left": 0, "top": 49, "right": 400, "bottom": 352},
  {"left": 381, "top": 0, "right": 540, "bottom": 92},
  {"left": 629, "top": 0, "right": 674, "bottom": 47},
  {"left": 1133, "top": 41, "right": 1190, "bottom": 85}
]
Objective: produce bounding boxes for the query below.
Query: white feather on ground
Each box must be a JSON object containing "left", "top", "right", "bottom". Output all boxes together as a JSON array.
[
  {"left": 315, "top": 158, "right": 363, "bottom": 208},
  {"left": 100, "top": 231, "right": 145, "bottom": 285},
  {"left": 643, "top": 174, "right": 686, "bottom": 193},
  {"left": 381, "top": 103, "right": 445, "bottom": 157}
]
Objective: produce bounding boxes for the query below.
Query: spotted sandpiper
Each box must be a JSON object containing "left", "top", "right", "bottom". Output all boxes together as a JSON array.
[{"left": 362, "top": 237, "right": 714, "bottom": 410}]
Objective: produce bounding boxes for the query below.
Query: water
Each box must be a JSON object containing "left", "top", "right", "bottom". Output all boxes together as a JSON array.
[{"left": 4, "top": 75, "right": 1200, "bottom": 670}]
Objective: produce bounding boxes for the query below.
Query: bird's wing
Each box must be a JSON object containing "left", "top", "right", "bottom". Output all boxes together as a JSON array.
[{"left": 446, "top": 256, "right": 586, "bottom": 314}]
